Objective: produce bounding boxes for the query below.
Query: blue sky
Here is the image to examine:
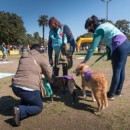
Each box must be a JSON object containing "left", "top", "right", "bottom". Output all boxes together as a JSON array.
[{"left": 0, "top": 0, "right": 130, "bottom": 40}]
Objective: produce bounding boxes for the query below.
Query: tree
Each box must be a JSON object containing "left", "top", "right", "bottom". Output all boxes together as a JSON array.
[
  {"left": 0, "top": 11, "right": 26, "bottom": 45},
  {"left": 38, "top": 15, "right": 48, "bottom": 45},
  {"left": 115, "top": 20, "right": 130, "bottom": 35},
  {"left": 33, "top": 32, "right": 44, "bottom": 45},
  {"left": 26, "top": 34, "right": 35, "bottom": 44},
  {"left": 33, "top": 32, "right": 40, "bottom": 43}
]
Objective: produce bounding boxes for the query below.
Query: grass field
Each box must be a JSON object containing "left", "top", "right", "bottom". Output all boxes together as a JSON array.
[{"left": 0, "top": 52, "right": 130, "bottom": 130}]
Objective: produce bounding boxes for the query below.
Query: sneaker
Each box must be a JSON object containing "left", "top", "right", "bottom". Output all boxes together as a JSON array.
[
  {"left": 115, "top": 94, "right": 122, "bottom": 97},
  {"left": 107, "top": 92, "right": 114, "bottom": 100},
  {"left": 13, "top": 107, "right": 21, "bottom": 126},
  {"left": 108, "top": 96, "right": 115, "bottom": 100}
]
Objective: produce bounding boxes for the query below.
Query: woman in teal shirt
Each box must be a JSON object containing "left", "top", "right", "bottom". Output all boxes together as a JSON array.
[
  {"left": 78, "top": 15, "right": 130, "bottom": 100},
  {"left": 48, "top": 17, "right": 75, "bottom": 76}
]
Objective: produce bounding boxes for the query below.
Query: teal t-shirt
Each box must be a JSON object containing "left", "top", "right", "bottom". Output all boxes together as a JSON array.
[{"left": 49, "top": 27, "right": 67, "bottom": 55}]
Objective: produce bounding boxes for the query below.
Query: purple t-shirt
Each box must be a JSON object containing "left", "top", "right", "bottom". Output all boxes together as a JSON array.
[{"left": 112, "top": 34, "right": 127, "bottom": 51}]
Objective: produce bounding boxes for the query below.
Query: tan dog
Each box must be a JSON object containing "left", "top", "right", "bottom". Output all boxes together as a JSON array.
[{"left": 74, "top": 65, "right": 108, "bottom": 113}]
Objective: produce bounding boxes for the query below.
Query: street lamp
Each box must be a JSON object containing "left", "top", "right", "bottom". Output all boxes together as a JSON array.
[{"left": 101, "top": 0, "right": 111, "bottom": 20}]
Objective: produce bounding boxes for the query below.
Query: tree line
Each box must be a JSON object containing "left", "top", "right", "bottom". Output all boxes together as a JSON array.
[
  {"left": 0, "top": 11, "right": 48, "bottom": 47},
  {"left": 0, "top": 11, "right": 130, "bottom": 48}
]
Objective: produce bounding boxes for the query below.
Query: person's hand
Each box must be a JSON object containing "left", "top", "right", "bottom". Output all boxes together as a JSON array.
[
  {"left": 77, "top": 61, "right": 86, "bottom": 69},
  {"left": 49, "top": 59, "right": 53, "bottom": 66},
  {"left": 80, "top": 60, "right": 87, "bottom": 64}
]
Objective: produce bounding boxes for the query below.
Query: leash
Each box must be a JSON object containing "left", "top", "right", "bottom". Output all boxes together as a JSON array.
[{"left": 90, "top": 52, "right": 106, "bottom": 67}]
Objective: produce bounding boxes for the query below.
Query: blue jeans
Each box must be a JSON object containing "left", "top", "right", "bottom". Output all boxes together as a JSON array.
[
  {"left": 108, "top": 39, "right": 130, "bottom": 97},
  {"left": 12, "top": 86, "right": 43, "bottom": 119}
]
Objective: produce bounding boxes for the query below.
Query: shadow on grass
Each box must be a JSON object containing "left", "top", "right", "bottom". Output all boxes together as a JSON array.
[
  {"left": 0, "top": 96, "right": 20, "bottom": 126},
  {"left": 75, "top": 52, "right": 103, "bottom": 56},
  {"left": 0, "top": 96, "right": 19, "bottom": 116},
  {"left": 42, "top": 89, "right": 97, "bottom": 114},
  {"left": 64, "top": 89, "right": 97, "bottom": 114}
]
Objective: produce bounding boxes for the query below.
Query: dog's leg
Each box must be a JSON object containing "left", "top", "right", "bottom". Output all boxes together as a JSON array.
[
  {"left": 93, "top": 92, "right": 102, "bottom": 115},
  {"left": 100, "top": 96, "right": 104, "bottom": 110},
  {"left": 82, "top": 88, "right": 87, "bottom": 100},
  {"left": 50, "top": 94, "right": 53, "bottom": 103},
  {"left": 68, "top": 80, "right": 76, "bottom": 104},
  {"left": 103, "top": 92, "right": 108, "bottom": 108},
  {"left": 90, "top": 93, "right": 101, "bottom": 115},
  {"left": 72, "top": 91, "right": 76, "bottom": 104},
  {"left": 91, "top": 91, "right": 96, "bottom": 102}
]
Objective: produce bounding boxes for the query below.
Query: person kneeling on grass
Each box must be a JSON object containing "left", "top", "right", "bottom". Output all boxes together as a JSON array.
[{"left": 11, "top": 44, "right": 52, "bottom": 126}]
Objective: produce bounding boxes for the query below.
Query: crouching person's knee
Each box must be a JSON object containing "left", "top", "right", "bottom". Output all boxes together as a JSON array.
[{"left": 35, "top": 103, "right": 43, "bottom": 115}]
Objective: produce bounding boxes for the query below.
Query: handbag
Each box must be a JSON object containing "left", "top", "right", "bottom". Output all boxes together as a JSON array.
[
  {"left": 58, "top": 26, "right": 73, "bottom": 69},
  {"left": 61, "top": 43, "right": 70, "bottom": 56},
  {"left": 42, "top": 78, "right": 53, "bottom": 96},
  {"left": 62, "top": 43, "right": 73, "bottom": 69},
  {"left": 58, "top": 50, "right": 67, "bottom": 62}
]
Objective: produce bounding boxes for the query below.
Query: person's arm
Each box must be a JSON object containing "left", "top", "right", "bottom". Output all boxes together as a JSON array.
[
  {"left": 39, "top": 55, "right": 52, "bottom": 83},
  {"left": 84, "top": 29, "right": 104, "bottom": 63},
  {"left": 64, "top": 25, "right": 75, "bottom": 54}
]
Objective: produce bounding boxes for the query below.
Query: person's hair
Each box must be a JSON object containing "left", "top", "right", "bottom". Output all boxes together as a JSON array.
[
  {"left": 85, "top": 15, "right": 105, "bottom": 30},
  {"left": 49, "top": 17, "right": 62, "bottom": 28},
  {"left": 30, "top": 44, "right": 44, "bottom": 53}
]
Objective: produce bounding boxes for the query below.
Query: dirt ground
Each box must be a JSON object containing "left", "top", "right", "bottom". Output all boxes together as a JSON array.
[{"left": 0, "top": 52, "right": 130, "bottom": 130}]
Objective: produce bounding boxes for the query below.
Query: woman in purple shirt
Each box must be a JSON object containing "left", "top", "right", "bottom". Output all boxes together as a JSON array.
[{"left": 78, "top": 15, "right": 130, "bottom": 100}]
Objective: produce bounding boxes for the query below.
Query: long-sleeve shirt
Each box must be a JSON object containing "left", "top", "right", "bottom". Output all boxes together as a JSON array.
[
  {"left": 48, "top": 25, "right": 75, "bottom": 60},
  {"left": 12, "top": 50, "right": 52, "bottom": 90},
  {"left": 85, "top": 22, "right": 127, "bottom": 61}
]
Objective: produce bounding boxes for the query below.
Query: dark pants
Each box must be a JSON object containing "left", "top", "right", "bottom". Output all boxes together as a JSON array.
[
  {"left": 108, "top": 40, "right": 130, "bottom": 97},
  {"left": 53, "top": 64, "right": 68, "bottom": 76},
  {"left": 12, "top": 86, "right": 43, "bottom": 119}
]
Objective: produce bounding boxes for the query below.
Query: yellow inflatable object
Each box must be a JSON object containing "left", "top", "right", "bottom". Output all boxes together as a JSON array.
[
  {"left": 77, "top": 38, "right": 93, "bottom": 51},
  {"left": 10, "top": 50, "right": 19, "bottom": 55},
  {"left": 0, "top": 50, "right": 19, "bottom": 55}
]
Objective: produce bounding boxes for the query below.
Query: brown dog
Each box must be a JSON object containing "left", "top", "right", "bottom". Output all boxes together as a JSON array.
[
  {"left": 50, "top": 75, "right": 81, "bottom": 104},
  {"left": 74, "top": 65, "right": 108, "bottom": 113}
]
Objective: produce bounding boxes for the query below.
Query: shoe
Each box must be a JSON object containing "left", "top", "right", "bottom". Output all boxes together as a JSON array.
[
  {"left": 115, "top": 94, "right": 122, "bottom": 97},
  {"left": 107, "top": 92, "right": 114, "bottom": 100},
  {"left": 13, "top": 107, "right": 21, "bottom": 126},
  {"left": 108, "top": 96, "right": 115, "bottom": 100}
]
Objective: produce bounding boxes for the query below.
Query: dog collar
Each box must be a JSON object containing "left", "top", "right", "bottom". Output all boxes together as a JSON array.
[
  {"left": 84, "top": 70, "right": 93, "bottom": 82},
  {"left": 57, "top": 75, "right": 73, "bottom": 79}
]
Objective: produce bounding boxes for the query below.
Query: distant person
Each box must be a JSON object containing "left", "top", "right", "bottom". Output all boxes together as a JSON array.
[
  {"left": 48, "top": 17, "right": 75, "bottom": 76},
  {"left": 11, "top": 44, "right": 52, "bottom": 126},
  {"left": 1, "top": 43, "right": 8, "bottom": 61},
  {"left": 6, "top": 44, "right": 11, "bottom": 55},
  {"left": 77, "top": 15, "right": 130, "bottom": 100}
]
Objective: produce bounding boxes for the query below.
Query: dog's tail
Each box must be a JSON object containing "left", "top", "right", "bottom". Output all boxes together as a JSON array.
[{"left": 75, "top": 84, "right": 81, "bottom": 90}]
